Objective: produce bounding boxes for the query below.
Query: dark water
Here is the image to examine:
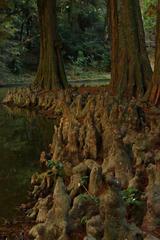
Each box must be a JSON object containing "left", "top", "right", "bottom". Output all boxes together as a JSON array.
[{"left": 0, "top": 88, "right": 54, "bottom": 222}]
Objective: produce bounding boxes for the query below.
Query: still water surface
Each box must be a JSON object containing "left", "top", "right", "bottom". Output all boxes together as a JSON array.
[{"left": 0, "top": 88, "right": 54, "bottom": 222}]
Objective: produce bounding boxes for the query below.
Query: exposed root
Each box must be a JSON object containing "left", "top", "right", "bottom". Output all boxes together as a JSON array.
[{"left": 4, "top": 87, "right": 160, "bottom": 240}]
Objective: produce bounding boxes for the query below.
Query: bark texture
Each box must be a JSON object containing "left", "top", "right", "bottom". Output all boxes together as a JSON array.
[
  {"left": 149, "top": 1, "right": 160, "bottom": 105},
  {"left": 109, "top": 0, "right": 152, "bottom": 99},
  {"left": 34, "top": 0, "right": 68, "bottom": 90}
]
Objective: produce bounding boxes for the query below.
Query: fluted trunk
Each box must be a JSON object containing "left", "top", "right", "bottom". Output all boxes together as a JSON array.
[
  {"left": 109, "top": 0, "right": 152, "bottom": 99},
  {"left": 148, "top": 1, "right": 160, "bottom": 104},
  {"left": 34, "top": 0, "right": 68, "bottom": 90}
]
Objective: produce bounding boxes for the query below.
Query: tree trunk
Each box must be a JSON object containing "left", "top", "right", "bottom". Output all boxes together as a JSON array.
[
  {"left": 109, "top": 0, "right": 152, "bottom": 99},
  {"left": 148, "top": 1, "right": 160, "bottom": 105},
  {"left": 34, "top": 0, "right": 68, "bottom": 90}
]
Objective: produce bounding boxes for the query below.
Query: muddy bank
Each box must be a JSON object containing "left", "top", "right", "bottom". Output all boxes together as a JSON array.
[
  {"left": 0, "top": 221, "right": 34, "bottom": 240},
  {"left": 3, "top": 87, "right": 160, "bottom": 240}
]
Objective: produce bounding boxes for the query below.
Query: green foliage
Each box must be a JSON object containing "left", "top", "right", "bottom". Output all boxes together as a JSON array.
[
  {"left": 141, "top": 0, "right": 157, "bottom": 31},
  {"left": 78, "top": 194, "right": 100, "bottom": 206},
  {"left": 7, "top": 43, "right": 27, "bottom": 74},
  {"left": 0, "top": 0, "right": 110, "bottom": 78},
  {"left": 80, "top": 175, "right": 89, "bottom": 186},
  {"left": 0, "top": 0, "right": 157, "bottom": 81},
  {"left": 58, "top": 0, "right": 109, "bottom": 70},
  {"left": 80, "top": 216, "right": 88, "bottom": 225},
  {"left": 74, "top": 50, "right": 88, "bottom": 67},
  {"left": 47, "top": 160, "right": 65, "bottom": 178},
  {"left": 122, "top": 187, "right": 144, "bottom": 207},
  {"left": 47, "top": 160, "right": 54, "bottom": 169},
  {"left": 0, "top": 0, "right": 38, "bottom": 75}
]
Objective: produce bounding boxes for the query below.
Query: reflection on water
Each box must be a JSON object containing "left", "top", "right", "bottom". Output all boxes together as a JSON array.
[{"left": 0, "top": 88, "right": 54, "bottom": 221}]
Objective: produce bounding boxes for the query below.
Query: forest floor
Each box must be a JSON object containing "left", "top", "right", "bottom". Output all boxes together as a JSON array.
[{"left": 0, "top": 68, "right": 110, "bottom": 87}]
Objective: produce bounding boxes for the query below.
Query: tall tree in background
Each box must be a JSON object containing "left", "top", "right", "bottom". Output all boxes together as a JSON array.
[
  {"left": 0, "top": 0, "right": 8, "bottom": 37},
  {"left": 34, "top": 0, "right": 68, "bottom": 90},
  {"left": 149, "top": 1, "right": 160, "bottom": 104},
  {"left": 109, "top": 0, "right": 152, "bottom": 99}
]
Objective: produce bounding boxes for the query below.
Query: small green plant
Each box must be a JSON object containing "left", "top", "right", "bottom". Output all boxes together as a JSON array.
[
  {"left": 91, "top": 195, "right": 100, "bottom": 206},
  {"left": 80, "top": 216, "right": 88, "bottom": 225},
  {"left": 122, "top": 187, "right": 144, "bottom": 207},
  {"left": 78, "top": 194, "right": 100, "bottom": 206},
  {"left": 75, "top": 50, "right": 88, "bottom": 67},
  {"left": 47, "top": 160, "right": 54, "bottom": 169},
  {"left": 80, "top": 175, "right": 89, "bottom": 186},
  {"left": 47, "top": 160, "right": 64, "bottom": 177},
  {"left": 78, "top": 175, "right": 99, "bottom": 206}
]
